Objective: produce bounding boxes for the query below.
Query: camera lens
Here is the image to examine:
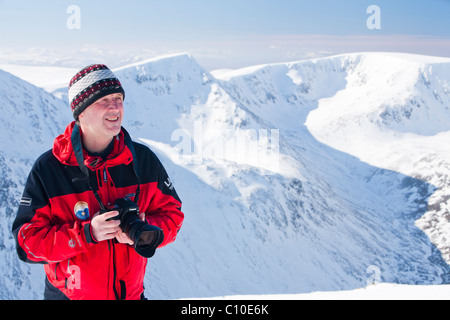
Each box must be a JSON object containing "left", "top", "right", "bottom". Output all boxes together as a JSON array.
[
  {"left": 119, "top": 211, "right": 164, "bottom": 258},
  {"left": 133, "top": 225, "right": 164, "bottom": 258},
  {"left": 136, "top": 229, "right": 157, "bottom": 247},
  {"left": 113, "top": 198, "right": 164, "bottom": 258}
]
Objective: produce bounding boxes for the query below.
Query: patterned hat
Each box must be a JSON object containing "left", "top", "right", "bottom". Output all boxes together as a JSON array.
[{"left": 68, "top": 64, "right": 125, "bottom": 120}]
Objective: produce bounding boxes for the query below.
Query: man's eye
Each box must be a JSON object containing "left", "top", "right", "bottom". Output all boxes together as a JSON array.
[{"left": 94, "top": 99, "right": 106, "bottom": 106}]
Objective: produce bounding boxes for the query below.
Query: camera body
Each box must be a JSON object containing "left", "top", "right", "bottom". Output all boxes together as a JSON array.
[
  {"left": 110, "top": 197, "right": 139, "bottom": 227},
  {"left": 103, "top": 197, "right": 164, "bottom": 258}
]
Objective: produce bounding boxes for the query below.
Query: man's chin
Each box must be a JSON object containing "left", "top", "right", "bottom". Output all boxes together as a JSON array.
[{"left": 104, "top": 123, "right": 122, "bottom": 136}]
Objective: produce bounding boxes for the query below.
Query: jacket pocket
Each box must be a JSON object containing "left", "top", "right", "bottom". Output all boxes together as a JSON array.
[
  {"left": 47, "top": 261, "right": 67, "bottom": 290},
  {"left": 54, "top": 262, "right": 60, "bottom": 280}
]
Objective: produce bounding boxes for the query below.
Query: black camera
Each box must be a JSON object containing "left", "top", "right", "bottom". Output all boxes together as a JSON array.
[{"left": 105, "top": 197, "right": 164, "bottom": 258}]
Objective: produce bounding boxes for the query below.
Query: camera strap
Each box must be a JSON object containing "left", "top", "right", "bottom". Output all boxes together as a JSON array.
[
  {"left": 122, "top": 127, "right": 141, "bottom": 205},
  {"left": 71, "top": 124, "right": 108, "bottom": 212}
]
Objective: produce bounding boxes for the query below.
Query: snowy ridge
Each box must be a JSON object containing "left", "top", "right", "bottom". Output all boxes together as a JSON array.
[
  {"left": 0, "top": 68, "right": 72, "bottom": 299},
  {"left": 1, "top": 52, "right": 450, "bottom": 300}
]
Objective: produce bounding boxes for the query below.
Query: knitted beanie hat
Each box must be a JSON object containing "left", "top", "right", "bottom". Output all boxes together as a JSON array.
[{"left": 68, "top": 64, "right": 125, "bottom": 120}]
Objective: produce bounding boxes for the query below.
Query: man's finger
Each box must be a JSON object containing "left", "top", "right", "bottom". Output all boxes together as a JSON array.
[{"left": 101, "top": 210, "right": 120, "bottom": 221}]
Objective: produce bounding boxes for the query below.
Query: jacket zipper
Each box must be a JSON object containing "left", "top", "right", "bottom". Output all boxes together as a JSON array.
[
  {"left": 103, "top": 167, "right": 108, "bottom": 184},
  {"left": 101, "top": 164, "right": 123, "bottom": 299},
  {"left": 103, "top": 166, "right": 113, "bottom": 206},
  {"left": 111, "top": 240, "right": 121, "bottom": 300}
]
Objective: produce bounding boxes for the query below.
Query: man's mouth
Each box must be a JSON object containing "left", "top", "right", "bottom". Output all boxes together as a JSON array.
[{"left": 106, "top": 116, "right": 119, "bottom": 122}]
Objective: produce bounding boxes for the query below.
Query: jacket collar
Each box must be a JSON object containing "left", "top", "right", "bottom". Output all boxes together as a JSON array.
[{"left": 52, "top": 121, "right": 134, "bottom": 172}]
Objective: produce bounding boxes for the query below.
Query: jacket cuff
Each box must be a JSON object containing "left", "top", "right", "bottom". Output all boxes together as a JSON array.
[{"left": 83, "top": 222, "right": 98, "bottom": 245}]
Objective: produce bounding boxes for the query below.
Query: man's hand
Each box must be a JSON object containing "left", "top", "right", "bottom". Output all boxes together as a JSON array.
[
  {"left": 91, "top": 211, "right": 146, "bottom": 245},
  {"left": 115, "top": 212, "right": 146, "bottom": 245},
  {"left": 90, "top": 211, "right": 121, "bottom": 242},
  {"left": 115, "top": 230, "right": 134, "bottom": 245}
]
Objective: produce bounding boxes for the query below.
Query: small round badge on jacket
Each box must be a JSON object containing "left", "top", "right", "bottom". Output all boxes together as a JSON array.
[{"left": 74, "top": 201, "right": 90, "bottom": 220}]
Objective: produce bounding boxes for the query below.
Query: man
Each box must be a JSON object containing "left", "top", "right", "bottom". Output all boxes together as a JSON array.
[{"left": 12, "top": 64, "right": 184, "bottom": 300}]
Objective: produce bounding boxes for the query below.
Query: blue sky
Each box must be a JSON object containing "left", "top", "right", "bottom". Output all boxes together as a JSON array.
[{"left": 0, "top": 0, "right": 449, "bottom": 69}]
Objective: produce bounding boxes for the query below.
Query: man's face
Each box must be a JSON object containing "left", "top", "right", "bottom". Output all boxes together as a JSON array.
[{"left": 78, "top": 93, "right": 124, "bottom": 142}]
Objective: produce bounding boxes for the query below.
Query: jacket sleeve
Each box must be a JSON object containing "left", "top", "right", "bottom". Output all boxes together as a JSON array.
[
  {"left": 12, "top": 161, "right": 94, "bottom": 264},
  {"left": 137, "top": 146, "right": 184, "bottom": 248}
]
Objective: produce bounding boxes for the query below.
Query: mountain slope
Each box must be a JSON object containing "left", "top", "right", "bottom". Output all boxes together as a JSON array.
[
  {"left": 304, "top": 52, "right": 450, "bottom": 265},
  {"left": 1, "top": 52, "right": 449, "bottom": 300},
  {"left": 112, "top": 53, "right": 450, "bottom": 298},
  {"left": 208, "top": 283, "right": 450, "bottom": 300},
  {"left": 0, "top": 69, "right": 71, "bottom": 299}
]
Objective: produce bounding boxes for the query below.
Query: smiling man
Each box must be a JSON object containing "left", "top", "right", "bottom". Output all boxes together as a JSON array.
[
  {"left": 12, "top": 64, "right": 184, "bottom": 300},
  {"left": 77, "top": 92, "right": 125, "bottom": 153}
]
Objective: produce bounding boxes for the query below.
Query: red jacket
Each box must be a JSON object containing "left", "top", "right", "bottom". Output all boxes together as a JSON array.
[{"left": 12, "top": 122, "right": 184, "bottom": 300}]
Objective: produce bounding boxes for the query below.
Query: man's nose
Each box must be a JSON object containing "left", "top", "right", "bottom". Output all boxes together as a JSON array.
[{"left": 107, "top": 99, "right": 120, "bottom": 109}]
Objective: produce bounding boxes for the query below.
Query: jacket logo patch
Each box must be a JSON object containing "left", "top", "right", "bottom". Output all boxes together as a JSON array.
[
  {"left": 164, "top": 178, "right": 174, "bottom": 190},
  {"left": 20, "top": 197, "right": 32, "bottom": 206},
  {"left": 68, "top": 239, "right": 76, "bottom": 248},
  {"left": 74, "top": 201, "right": 90, "bottom": 220}
]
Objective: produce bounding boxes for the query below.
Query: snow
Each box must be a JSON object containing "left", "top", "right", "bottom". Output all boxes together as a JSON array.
[
  {"left": 1, "top": 51, "right": 450, "bottom": 300},
  {"left": 0, "top": 64, "right": 77, "bottom": 92},
  {"left": 304, "top": 52, "right": 450, "bottom": 263},
  {"left": 206, "top": 283, "right": 450, "bottom": 300}
]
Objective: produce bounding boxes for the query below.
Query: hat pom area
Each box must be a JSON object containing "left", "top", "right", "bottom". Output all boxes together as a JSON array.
[{"left": 68, "top": 64, "right": 125, "bottom": 120}]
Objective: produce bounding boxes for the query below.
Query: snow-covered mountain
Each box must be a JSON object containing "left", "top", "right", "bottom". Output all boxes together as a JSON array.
[
  {"left": 304, "top": 53, "right": 450, "bottom": 265},
  {"left": 0, "top": 69, "right": 72, "bottom": 299},
  {"left": 1, "top": 52, "right": 450, "bottom": 300},
  {"left": 208, "top": 283, "right": 450, "bottom": 300}
]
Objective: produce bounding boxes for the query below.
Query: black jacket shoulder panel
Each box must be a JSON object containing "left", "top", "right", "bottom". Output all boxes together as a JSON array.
[
  {"left": 131, "top": 141, "right": 162, "bottom": 184},
  {"left": 131, "top": 141, "right": 181, "bottom": 203},
  {"left": 32, "top": 149, "right": 91, "bottom": 199}
]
